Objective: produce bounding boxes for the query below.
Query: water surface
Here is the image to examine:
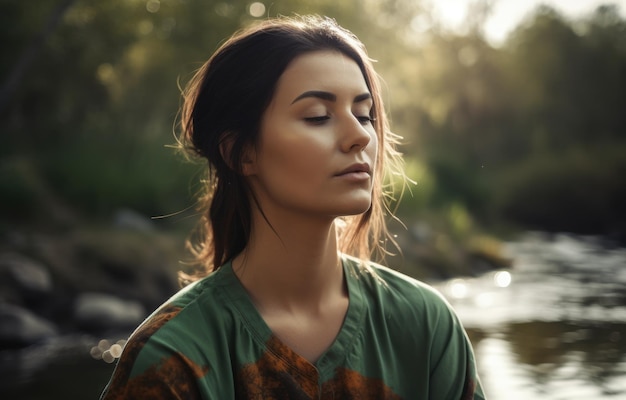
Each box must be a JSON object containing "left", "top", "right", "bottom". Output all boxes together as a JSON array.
[{"left": 434, "top": 233, "right": 626, "bottom": 399}]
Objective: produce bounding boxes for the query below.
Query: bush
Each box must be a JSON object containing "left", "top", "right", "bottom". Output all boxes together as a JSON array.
[{"left": 493, "top": 146, "right": 626, "bottom": 235}]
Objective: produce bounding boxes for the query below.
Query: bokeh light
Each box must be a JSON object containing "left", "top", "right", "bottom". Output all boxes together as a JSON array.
[
  {"left": 448, "top": 279, "right": 469, "bottom": 299},
  {"left": 494, "top": 271, "right": 512, "bottom": 288},
  {"left": 146, "top": 0, "right": 160, "bottom": 13},
  {"left": 91, "top": 339, "right": 128, "bottom": 363},
  {"left": 248, "top": 2, "right": 266, "bottom": 18}
]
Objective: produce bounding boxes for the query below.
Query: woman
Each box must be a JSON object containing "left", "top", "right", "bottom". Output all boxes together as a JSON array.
[{"left": 101, "top": 15, "right": 485, "bottom": 399}]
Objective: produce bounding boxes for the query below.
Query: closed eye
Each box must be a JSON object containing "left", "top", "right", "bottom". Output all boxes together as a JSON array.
[
  {"left": 356, "top": 115, "right": 375, "bottom": 125},
  {"left": 304, "top": 116, "right": 330, "bottom": 125}
]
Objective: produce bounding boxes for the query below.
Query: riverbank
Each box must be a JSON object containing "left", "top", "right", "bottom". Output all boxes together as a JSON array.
[{"left": 0, "top": 214, "right": 183, "bottom": 349}]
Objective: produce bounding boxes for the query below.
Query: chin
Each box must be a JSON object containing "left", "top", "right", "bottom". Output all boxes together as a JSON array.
[{"left": 337, "top": 199, "right": 372, "bottom": 216}]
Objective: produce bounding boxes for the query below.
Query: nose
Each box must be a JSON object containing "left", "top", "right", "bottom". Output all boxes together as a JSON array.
[{"left": 339, "top": 115, "right": 373, "bottom": 153}]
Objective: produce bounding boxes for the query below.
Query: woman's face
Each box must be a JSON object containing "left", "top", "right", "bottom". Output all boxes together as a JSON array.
[{"left": 244, "top": 50, "right": 377, "bottom": 220}]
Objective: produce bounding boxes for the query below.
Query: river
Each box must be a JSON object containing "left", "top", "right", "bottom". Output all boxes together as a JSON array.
[
  {"left": 1, "top": 232, "right": 624, "bottom": 399},
  {"left": 432, "top": 232, "right": 626, "bottom": 399}
]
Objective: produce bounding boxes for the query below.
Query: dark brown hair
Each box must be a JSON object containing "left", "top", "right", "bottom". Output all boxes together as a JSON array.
[{"left": 178, "top": 15, "right": 403, "bottom": 283}]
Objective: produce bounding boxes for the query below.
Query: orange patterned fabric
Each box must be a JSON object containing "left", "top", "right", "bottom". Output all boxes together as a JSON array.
[
  {"left": 235, "top": 336, "right": 403, "bottom": 399},
  {"left": 101, "top": 305, "right": 210, "bottom": 399}
]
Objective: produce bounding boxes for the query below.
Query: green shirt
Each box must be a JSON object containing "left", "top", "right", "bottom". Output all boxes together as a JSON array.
[{"left": 101, "top": 255, "right": 486, "bottom": 399}]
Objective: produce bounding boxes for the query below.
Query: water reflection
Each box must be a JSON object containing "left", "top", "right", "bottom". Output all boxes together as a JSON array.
[{"left": 437, "top": 233, "right": 626, "bottom": 399}]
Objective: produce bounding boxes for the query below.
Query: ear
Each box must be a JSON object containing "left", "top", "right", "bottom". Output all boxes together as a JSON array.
[
  {"left": 219, "top": 134, "right": 257, "bottom": 176},
  {"left": 240, "top": 143, "right": 257, "bottom": 177}
]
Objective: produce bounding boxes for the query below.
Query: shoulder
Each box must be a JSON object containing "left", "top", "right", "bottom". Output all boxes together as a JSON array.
[
  {"left": 344, "top": 255, "right": 447, "bottom": 304},
  {"left": 119, "top": 268, "right": 232, "bottom": 367},
  {"left": 343, "top": 255, "right": 456, "bottom": 324},
  {"left": 101, "top": 273, "right": 228, "bottom": 398},
  {"left": 101, "top": 268, "right": 240, "bottom": 398}
]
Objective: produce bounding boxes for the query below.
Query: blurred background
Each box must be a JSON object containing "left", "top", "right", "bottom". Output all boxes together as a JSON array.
[{"left": 1, "top": 0, "right": 625, "bottom": 398}]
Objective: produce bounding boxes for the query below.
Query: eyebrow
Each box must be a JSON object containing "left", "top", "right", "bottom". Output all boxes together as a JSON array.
[{"left": 291, "top": 90, "right": 372, "bottom": 105}]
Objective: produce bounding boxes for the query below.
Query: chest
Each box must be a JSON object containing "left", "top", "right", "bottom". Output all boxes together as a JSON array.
[
  {"left": 262, "top": 296, "right": 349, "bottom": 363},
  {"left": 232, "top": 334, "right": 405, "bottom": 400}
]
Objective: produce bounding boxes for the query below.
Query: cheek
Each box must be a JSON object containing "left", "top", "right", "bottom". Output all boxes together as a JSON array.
[
  {"left": 253, "top": 137, "right": 330, "bottom": 203},
  {"left": 260, "top": 125, "right": 334, "bottom": 169},
  {"left": 271, "top": 142, "right": 329, "bottom": 181},
  {"left": 368, "top": 129, "right": 379, "bottom": 159}
]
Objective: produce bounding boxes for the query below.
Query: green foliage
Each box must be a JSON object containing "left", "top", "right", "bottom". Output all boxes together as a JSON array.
[
  {"left": 395, "top": 4, "right": 626, "bottom": 237},
  {"left": 493, "top": 144, "right": 626, "bottom": 235},
  {"left": 0, "top": 158, "right": 39, "bottom": 218},
  {"left": 40, "top": 132, "right": 200, "bottom": 217}
]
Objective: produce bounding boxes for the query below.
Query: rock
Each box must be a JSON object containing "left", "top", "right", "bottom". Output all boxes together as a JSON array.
[
  {"left": 0, "top": 252, "right": 53, "bottom": 297},
  {"left": 410, "top": 222, "right": 433, "bottom": 243},
  {"left": 0, "top": 303, "right": 59, "bottom": 348},
  {"left": 113, "top": 208, "right": 155, "bottom": 232},
  {"left": 74, "top": 292, "right": 146, "bottom": 332}
]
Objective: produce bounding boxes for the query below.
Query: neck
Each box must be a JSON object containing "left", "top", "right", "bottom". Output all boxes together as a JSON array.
[{"left": 232, "top": 210, "right": 343, "bottom": 312}]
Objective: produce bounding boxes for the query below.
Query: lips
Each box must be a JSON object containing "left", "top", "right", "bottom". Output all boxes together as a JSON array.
[{"left": 335, "top": 162, "right": 371, "bottom": 176}]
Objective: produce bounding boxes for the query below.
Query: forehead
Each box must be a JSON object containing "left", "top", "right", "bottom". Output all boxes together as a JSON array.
[{"left": 272, "top": 51, "right": 370, "bottom": 102}]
